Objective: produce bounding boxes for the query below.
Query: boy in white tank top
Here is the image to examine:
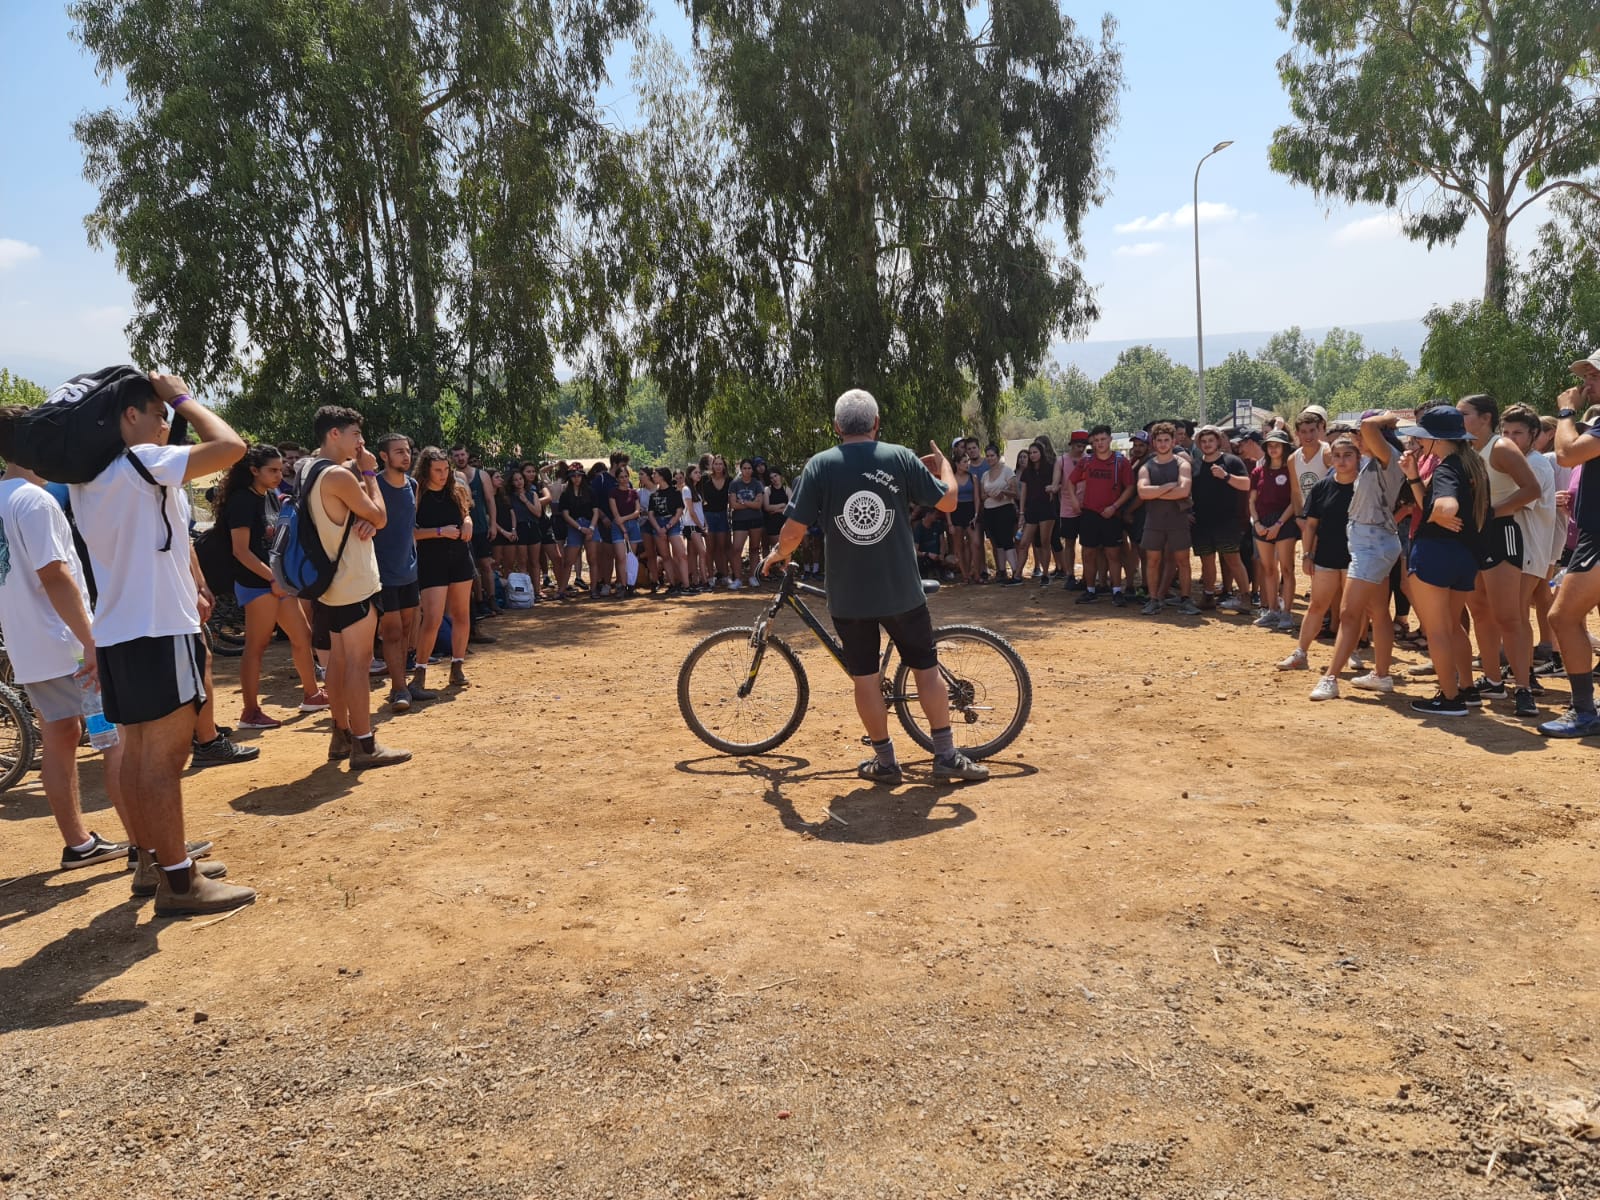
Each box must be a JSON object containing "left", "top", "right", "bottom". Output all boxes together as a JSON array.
[{"left": 1292, "top": 405, "right": 1333, "bottom": 515}]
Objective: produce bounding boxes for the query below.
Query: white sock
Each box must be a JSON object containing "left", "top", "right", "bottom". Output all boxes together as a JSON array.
[{"left": 68, "top": 835, "right": 97, "bottom": 854}]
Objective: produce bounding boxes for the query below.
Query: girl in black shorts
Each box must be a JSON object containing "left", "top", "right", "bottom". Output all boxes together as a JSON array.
[
  {"left": 1018, "top": 440, "right": 1056, "bottom": 583},
  {"left": 951, "top": 450, "right": 980, "bottom": 583},
  {"left": 413, "top": 446, "right": 477, "bottom": 689}
]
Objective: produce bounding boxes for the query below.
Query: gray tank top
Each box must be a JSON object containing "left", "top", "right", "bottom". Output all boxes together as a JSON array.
[{"left": 1142, "top": 456, "right": 1188, "bottom": 532}]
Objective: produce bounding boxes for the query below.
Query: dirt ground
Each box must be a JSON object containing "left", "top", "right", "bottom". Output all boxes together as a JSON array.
[{"left": 3, "top": 581, "right": 1599, "bottom": 1200}]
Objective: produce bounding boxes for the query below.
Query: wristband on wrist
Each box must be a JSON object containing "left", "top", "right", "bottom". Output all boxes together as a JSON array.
[
  {"left": 362, "top": 469, "right": 376, "bottom": 477},
  {"left": 170, "top": 393, "right": 190, "bottom": 408}
]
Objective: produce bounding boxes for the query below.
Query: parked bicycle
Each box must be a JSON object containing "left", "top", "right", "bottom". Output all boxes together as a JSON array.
[
  {"left": 678, "top": 563, "right": 1031, "bottom": 758},
  {"left": 0, "top": 637, "right": 41, "bottom": 793}
]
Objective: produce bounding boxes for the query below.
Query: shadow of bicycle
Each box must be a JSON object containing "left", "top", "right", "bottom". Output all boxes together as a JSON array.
[{"left": 674, "top": 752, "right": 1035, "bottom": 845}]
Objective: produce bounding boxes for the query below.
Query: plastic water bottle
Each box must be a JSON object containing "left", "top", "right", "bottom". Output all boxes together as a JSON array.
[{"left": 75, "top": 662, "right": 120, "bottom": 751}]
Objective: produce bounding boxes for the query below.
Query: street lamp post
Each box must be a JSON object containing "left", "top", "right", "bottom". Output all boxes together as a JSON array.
[{"left": 1193, "top": 139, "right": 1233, "bottom": 427}]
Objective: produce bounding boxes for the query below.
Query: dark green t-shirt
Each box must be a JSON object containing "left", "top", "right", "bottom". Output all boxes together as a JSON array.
[{"left": 786, "top": 440, "right": 948, "bottom": 618}]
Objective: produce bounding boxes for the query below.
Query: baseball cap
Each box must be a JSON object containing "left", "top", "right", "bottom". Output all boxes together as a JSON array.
[
  {"left": 1298, "top": 404, "right": 1329, "bottom": 423},
  {"left": 1130, "top": 430, "right": 1150, "bottom": 444},
  {"left": 1236, "top": 430, "right": 1265, "bottom": 446},
  {"left": 1069, "top": 429, "right": 1090, "bottom": 443},
  {"left": 1570, "top": 349, "right": 1600, "bottom": 376},
  {"left": 1264, "top": 429, "right": 1293, "bottom": 446},
  {"left": 1396, "top": 407, "right": 1472, "bottom": 442}
]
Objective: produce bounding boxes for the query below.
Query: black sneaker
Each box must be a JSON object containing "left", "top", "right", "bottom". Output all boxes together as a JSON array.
[
  {"left": 857, "top": 758, "right": 903, "bottom": 785},
  {"left": 1411, "top": 692, "right": 1469, "bottom": 718},
  {"left": 1513, "top": 688, "right": 1538, "bottom": 717},
  {"left": 1534, "top": 655, "right": 1566, "bottom": 677},
  {"left": 1474, "top": 675, "right": 1507, "bottom": 699},
  {"left": 190, "top": 735, "right": 261, "bottom": 769},
  {"left": 1458, "top": 685, "right": 1483, "bottom": 707},
  {"left": 60, "top": 832, "right": 129, "bottom": 871},
  {"left": 1528, "top": 676, "right": 1545, "bottom": 696},
  {"left": 1110, "top": 591, "right": 1128, "bottom": 608},
  {"left": 1075, "top": 590, "right": 1099, "bottom": 604},
  {"left": 931, "top": 751, "right": 990, "bottom": 782}
]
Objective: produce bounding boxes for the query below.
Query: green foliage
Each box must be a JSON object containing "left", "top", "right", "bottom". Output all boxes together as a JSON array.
[
  {"left": 1257, "top": 326, "right": 1316, "bottom": 390},
  {"left": 999, "top": 364, "right": 1112, "bottom": 446},
  {"left": 1422, "top": 193, "right": 1600, "bottom": 409},
  {"left": 631, "top": 3, "right": 1122, "bottom": 450},
  {"left": 72, "top": 0, "right": 644, "bottom": 437},
  {"left": 0, "top": 369, "right": 47, "bottom": 408},
  {"left": 1309, "top": 327, "right": 1368, "bottom": 407},
  {"left": 1328, "top": 352, "right": 1426, "bottom": 415},
  {"left": 1271, "top": 0, "right": 1600, "bottom": 308},
  {"left": 1098, "top": 346, "right": 1197, "bottom": 431},
  {"left": 1204, "top": 351, "right": 1306, "bottom": 420}
]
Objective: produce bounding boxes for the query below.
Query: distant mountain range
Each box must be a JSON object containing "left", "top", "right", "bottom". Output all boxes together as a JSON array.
[{"left": 1053, "top": 318, "right": 1428, "bottom": 381}]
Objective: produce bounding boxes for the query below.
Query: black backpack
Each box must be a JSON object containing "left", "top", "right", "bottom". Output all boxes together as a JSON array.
[{"left": 12, "top": 365, "right": 154, "bottom": 484}]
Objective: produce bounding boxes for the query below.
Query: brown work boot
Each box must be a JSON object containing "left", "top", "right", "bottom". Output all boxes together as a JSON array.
[
  {"left": 131, "top": 848, "right": 229, "bottom": 897},
  {"left": 350, "top": 738, "right": 411, "bottom": 771},
  {"left": 449, "top": 660, "right": 468, "bottom": 688},
  {"left": 328, "top": 726, "right": 352, "bottom": 761},
  {"left": 407, "top": 669, "right": 436, "bottom": 701},
  {"left": 153, "top": 864, "right": 255, "bottom": 917}
]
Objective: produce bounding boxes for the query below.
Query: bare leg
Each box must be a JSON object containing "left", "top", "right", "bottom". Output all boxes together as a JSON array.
[
  {"left": 851, "top": 673, "right": 891, "bottom": 741},
  {"left": 330, "top": 607, "right": 379, "bottom": 738},
  {"left": 122, "top": 705, "right": 199, "bottom": 866},
  {"left": 40, "top": 716, "right": 91, "bottom": 847}
]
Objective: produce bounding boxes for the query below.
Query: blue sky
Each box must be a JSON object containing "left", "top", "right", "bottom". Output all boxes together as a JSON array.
[{"left": 0, "top": 2, "right": 1546, "bottom": 387}]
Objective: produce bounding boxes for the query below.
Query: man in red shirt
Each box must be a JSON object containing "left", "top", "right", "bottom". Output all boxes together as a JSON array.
[{"left": 1070, "top": 425, "right": 1136, "bottom": 606}]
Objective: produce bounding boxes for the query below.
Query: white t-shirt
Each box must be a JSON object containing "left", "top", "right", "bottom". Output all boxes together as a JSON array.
[
  {"left": 683, "top": 485, "right": 704, "bottom": 527},
  {"left": 69, "top": 444, "right": 201, "bottom": 648},
  {"left": 1516, "top": 449, "right": 1557, "bottom": 577},
  {"left": 0, "top": 479, "right": 91, "bottom": 684},
  {"left": 981, "top": 464, "right": 1016, "bottom": 508}
]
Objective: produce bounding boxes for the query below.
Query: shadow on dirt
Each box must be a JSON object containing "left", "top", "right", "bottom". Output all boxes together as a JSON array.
[
  {"left": 229, "top": 761, "right": 360, "bottom": 815},
  {"left": 0, "top": 892, "right": 154, "bottom": 1032},
  {"left": 675, "top": 752, "right": 1036, "bottom": 844}
]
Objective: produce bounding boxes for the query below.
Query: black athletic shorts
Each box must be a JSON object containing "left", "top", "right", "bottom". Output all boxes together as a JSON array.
[
  {"left": 832, "top": 604, "right": 938, "bottom": 678},
  {"left": 377, "top": 580, "right": 421, "bottom": 614},
  {"left": 1080, "top": 510, "right": 1123, "bottom": 549},
  {"left": 1476, "top": 515, "right": 1523, "bottom": 570},
  {"left": 471, "top": 527, "right": 494, "bottom": 561},
  {"left": 312, "top": 593, "right": 376, "bottom": 650},
  {"left": 1567, "top": 531, "right": 1600, "bottom": 575},
  {"left": 98, "top": 632, "right": 207, "bottom": 727}
]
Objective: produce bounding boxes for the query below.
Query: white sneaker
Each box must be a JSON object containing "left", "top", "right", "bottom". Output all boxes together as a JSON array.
[
  {"left": 1351, "top": 672, "right": 1395, "bottom": 693},
  {"left": 1350, "top": 651, "right": 1367, "bottom": 671},
  {"left": 1276, "top": 610, "right": 1298, "bottom": 631},
  {"left": 728, "top": 578, "right": 742, "bottom": 590},
  {"left": 747, "top": 576, "right": 760, "bottom": 588},
  {"left": 1217, "top": 596, "right": 1247, "bottom": 613},
  {"left": 1276, "top": 648, "right": 1308, "bottom": 671},
  {"left": 1309, "top": 675, "right": 1340, "bottom": 701},
  {"left": 1254, "top": 609, "right": 1278, "bottom": 628},
  {"left": 599, "top": 584, "right": 612, "bottom": 597}
]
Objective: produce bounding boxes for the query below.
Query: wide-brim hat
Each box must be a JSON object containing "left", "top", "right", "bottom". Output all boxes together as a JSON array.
[
  {"left": 1396, "top": 407, "right": 1472, "bottom": 442},
  {"left": 1263, "top": 429, "right": 1293, "bottom": 446}
]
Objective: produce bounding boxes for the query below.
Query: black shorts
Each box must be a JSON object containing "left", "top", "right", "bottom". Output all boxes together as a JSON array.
[
  {"left": 1022, "top": 504, "right": 1054, "bottom": 527},
  {"left": 1477, "top": 515, "right": 1523, "bottom": 570},
  {"left": 1056, "top": 515, "right": 1081, "bottom": 545},
  {"left": 981, "top": 504, "right": 1017, "bottom": 547},
  {"left": 312, "top": 594, "right": 376, "bottom": 650},
  {"left": 1192, "top": 522, "right": 1244, "bottom": 556},
  {"left": 418, "top": 541, "right": 477, "bottom": 590},
  {"left": 832, "top": 604, "right": 938, "bottom": 678},
  {"left": 951, "top": 500, "right": 976, "bottom": 529},
  {"left": 1080, "top": 510, "right": 1123, "bottom": 549},
  {"left": 470, "top": 527, "right": 494, "bottom": 560},
  {"left": 378, "top": 580, "right": 421, "bottom": 614},
  {"left": 1567, "top": 531, "right": 1600, "bottom": 574},
  {"left": 98, "top": 633, "right": 207, "bottom": 727}
]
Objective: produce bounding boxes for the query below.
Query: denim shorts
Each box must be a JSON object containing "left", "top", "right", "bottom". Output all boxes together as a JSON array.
[
  {"left": 705, "top": 512, "right": 730, "bottom": 535},
  {"left": 624, "top": 519, "right": 642, "bottom": 544},
  {"left": 1347, "top": 523, "right": 1401, "bottom": 585},
  {"left": 1409, "top": 537, "right": 1477, "bottom": 592},
  {"left": 608, "top": 521, "right": 629, "bottom": 544},
  {"left": 564, "top": 519, "right": 592, "bottom": 549},
  {"left": 235, "top": 581, "right": 274, "bottom": 606}
]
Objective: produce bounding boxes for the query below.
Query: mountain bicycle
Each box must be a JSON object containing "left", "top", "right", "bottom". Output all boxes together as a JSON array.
[
  {"left": 677, "top": 563, "right": 1031, "bottom": 758},
  {"left": 0, "top": 638, "right": 41, "bottom": 792}
]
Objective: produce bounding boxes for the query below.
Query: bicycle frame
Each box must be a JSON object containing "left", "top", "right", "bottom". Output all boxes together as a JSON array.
[{"left": 738, "top": 566, "right": 902, "bottom": 697}]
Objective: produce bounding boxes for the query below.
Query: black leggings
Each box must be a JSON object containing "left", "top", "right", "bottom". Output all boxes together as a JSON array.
[{"left": 982, "top": 504, "right": 1018, "bottom": 552}]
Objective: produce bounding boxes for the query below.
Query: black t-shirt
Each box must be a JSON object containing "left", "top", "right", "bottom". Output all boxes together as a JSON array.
[
  {"left": 1191, "top": 453, "right": 1248, "bottom": 527},
  {"left": 222, "top": 487, "right": 275, "bottom": 588},
  {"left": 700, "top": 476, "right": 730, "bottom": 513},
  {"left": 1416, "top": 454, "right": 1481, "bottom": 542},
  {"left": 559, "top": 488, "right": 596, "bottom": 528},
  {"left": 649, "top": 487, "right": 684, "bottom": 526},
  {"left": 1304, "top": 475, "right": 1354, "bottom": 568}
]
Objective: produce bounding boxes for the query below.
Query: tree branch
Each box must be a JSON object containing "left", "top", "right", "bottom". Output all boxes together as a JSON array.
[{"left": 1508, "top": 178, "right": 1600, "bottom": 222}]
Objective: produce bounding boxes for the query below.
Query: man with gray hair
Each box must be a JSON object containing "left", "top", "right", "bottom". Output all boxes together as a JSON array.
[{"left": 761, "top": 389, "right": 988, "bottom": 782}]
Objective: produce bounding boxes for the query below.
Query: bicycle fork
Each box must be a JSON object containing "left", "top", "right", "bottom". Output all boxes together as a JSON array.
[{"left": 738, "top": 623, "right": 771, "bottom": 699}]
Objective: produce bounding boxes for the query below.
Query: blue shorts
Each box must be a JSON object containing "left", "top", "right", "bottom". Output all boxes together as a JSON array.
[
  {"left": 235, "top": 582, "right": 274, "bottom": 606},
  {"left": 624, "top": 519, "right": 642, "bottom": 544},
  {"left": 1409, "top": 537, "right": 1477, "bottom": 592},
  {"left": 1347, "top": 523, "right": 1401, "bottom": 585},
  {"left": 608, "top": 521, "right": 629, "bottom": 544},
  {"left": 565, "top": 519, "right": 592, "bottom": 549},
  {"left": 705, "top": 512, "right": 730, "bottom": 535}
]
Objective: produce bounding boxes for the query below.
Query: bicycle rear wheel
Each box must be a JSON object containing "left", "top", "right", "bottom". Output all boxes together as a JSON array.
[
  {"left": 892, "top": 624, "right": 1031, "bottom": 759},
  {"left": 0, "top": 680, "right": 40, "bottom": 793},
  {"left": 678, "top": 626, "right": 809, "bottom": 755}
]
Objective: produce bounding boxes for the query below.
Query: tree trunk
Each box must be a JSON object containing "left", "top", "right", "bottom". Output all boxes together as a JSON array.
[{"left": 1484, "top": 212, "right": 1510, "bottom": 311}]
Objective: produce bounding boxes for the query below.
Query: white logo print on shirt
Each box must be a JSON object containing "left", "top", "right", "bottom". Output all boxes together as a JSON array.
[{"left": 836, "top": 489, "right": 894, "bottom": 546}]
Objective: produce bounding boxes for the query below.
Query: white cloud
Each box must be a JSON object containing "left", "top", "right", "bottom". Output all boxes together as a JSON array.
[
  {"left": 0, "top": 238, "right": 42, "bottom": 271},
  {"left": 1335, "top": 213, "right": 1403, "bottom": 244},
  {"left": 1114, "top": 242, "right": 1165, "bottom": 258},
  {"left": 1114, "top": 202, "right": 1239, "bottom": 235}
]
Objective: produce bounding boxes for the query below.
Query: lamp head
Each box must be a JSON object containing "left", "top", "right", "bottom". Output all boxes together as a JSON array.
[{"left": 1213, "top": 140, "right": 1235, "bottom": 153}]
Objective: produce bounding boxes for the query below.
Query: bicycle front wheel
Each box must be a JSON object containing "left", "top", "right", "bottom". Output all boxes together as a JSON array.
[
  {"left": 678, "top": 627, "right": 810, "bottom": 755},
  {"left": 892, "top": 624, "right": 1032, "bottom": 759},
  {"left": 0, "top": 680, "right": 39, "bottom": 793}
]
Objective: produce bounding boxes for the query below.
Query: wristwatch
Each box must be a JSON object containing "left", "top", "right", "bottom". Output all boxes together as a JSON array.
[{"left": 1558, "top": 408, "right": 1578, "bottom": 420}]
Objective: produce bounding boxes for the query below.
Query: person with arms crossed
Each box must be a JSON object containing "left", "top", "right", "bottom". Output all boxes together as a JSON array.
[
  {"left": 1136, "top": 423, "right": 1199, "bottom": 616},
  {"left": 762, "top": 389, "right": 988, "bottom": 783},
  {"left": 1540, "top": 353, "right": 1600, "bottom": 737},
  {"left": 375, "top": 433, "right": 428, "bottom": 712}
]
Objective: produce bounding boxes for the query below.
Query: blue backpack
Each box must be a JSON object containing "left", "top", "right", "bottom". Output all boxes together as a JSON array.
[{"left": 270, "top": 459, "right": 352, "bottom": 600}]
